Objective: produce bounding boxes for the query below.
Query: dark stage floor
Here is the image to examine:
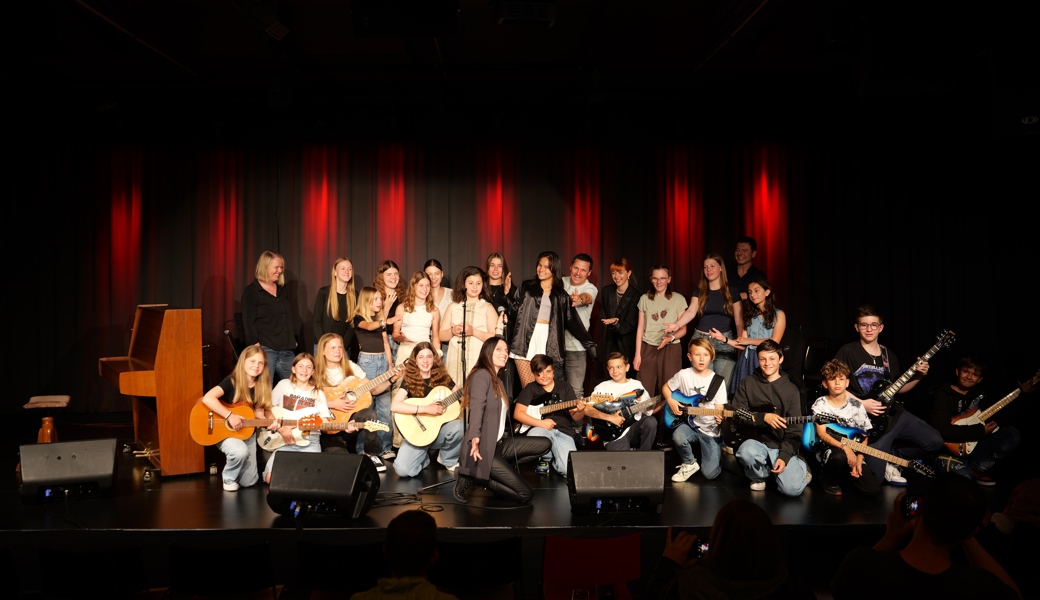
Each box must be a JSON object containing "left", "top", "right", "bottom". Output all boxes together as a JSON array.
[{"left": 2, "top": 415, "right": 1026, "bottom": 598}]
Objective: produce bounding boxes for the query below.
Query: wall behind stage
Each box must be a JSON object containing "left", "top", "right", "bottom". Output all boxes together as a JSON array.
[{"left": 13, "top": 132, "right": 1035, "bottom": 414}]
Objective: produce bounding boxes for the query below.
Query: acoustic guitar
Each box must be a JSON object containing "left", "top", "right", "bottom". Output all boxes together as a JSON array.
[
  {"left": 257, "top": 412, "right": 388, "bottom": 451},
  {"left": 323, "top": 365, "right": 402, "bottom": 424},
  {"left": 393, "top": 386, "right": 465, "bottom": 447}
]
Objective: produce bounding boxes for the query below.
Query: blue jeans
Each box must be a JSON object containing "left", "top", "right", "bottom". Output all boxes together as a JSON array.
[
  {"left": 357, "top": 353, "right": 393, "bottom": 453},
  {"left": 262, "top": 347, "right": 296, "bottom": 387},
  {"left": 263, "top": 433, "right": 321, "bottom": 478},
  {"left": 736, "top": 439, "right": 807, "bottom": 496},
  {"left": 673, "top": 425, "right": 723, "bottom": 479},
  {"left": 393, "top": 420, "right": 463, "bottom": 478},
  {"left": 694, "top": 330, "right": 736, "bottom": 387},
  {"left": 218, "top": 435, "right": 260, "bottom": 487},
  {"left": 936, "top": 426, "right": 1021, "bottom": 479},
  {"left": 526, "top": 425, "right": 578, "bottom": 476},
  {"left": 565, "top": 350, "right": 587, "bottom": 399}
]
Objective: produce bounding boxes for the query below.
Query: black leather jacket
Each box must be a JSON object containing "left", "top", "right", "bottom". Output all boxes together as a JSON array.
[{"left": 507, "top": 279, "right": 594, "bottom": 365}]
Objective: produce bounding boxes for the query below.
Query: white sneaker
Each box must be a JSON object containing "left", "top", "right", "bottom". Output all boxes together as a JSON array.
[
  {"left": 380, "top": 449, "right": 396, "bottom": 460},
  {"left": 369, "top": 454, "right": 387, "bottom": 473},
  {"left": 750, "top": 481, "right": 766, "bottom": 491},
  {"left": 436, "top": 454, "right": 458, "bottom": 473},
  {"left": 805, "top": 469, "right": 813, "bottom": 485},
  {"left": 671, "top": 462, "right": 701, "bottom": 482},
  {"left": 884, "top": 463, "right": 907, "bottom": 486},
  {"left": 222, "top": 480, "right": 239, "bottom": 492}
]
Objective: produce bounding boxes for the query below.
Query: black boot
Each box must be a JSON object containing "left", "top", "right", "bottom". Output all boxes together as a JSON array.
[{"left": 453, "top": 474, "right": 471, "bottom": 504}]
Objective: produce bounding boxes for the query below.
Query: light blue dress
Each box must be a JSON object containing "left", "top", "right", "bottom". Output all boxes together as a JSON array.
[{"left": 730, "top": 309, "right": 783, "bottom": 394}]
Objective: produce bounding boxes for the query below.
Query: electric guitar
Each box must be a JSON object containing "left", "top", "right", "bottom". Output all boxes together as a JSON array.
[
  {"left": 865, "top": 330, "right": 956, "bottom": 437},
  {"left": 323, "top": 365, "right": 402, "bottom": 424},
  {"left": 944, "top": 371, "right": 1038, "bottom": 457},
  {"left": 257, "top": 414, "right": 389, "bottom": 451},
  {"left": 586, "top": 391, "right": 664, "bottom": 443},
  {"left": 810, "top": 423, "right": 935, "bottom": 478},
  {"left": 723, "top": 405, "right": 837, "bottom": 448},
  {"left": 517, "top": 391, "right": 615, "bottom": 434},
  {"left": 663, "top": 390, "right": 753, "bottom": 430},
  {"left": 393, "top": 386, "right": 464, "bottom": 447}
]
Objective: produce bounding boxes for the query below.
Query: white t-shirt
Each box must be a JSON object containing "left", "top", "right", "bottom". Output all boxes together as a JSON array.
[
  {"left": 563, "top": 278, "right": 598, "bottom": 351},
  {"left": 666, "top": 368, "right": 727, "bottom": 436},
  {"left": 271, "top": 380, "right": 332, "bottom": 445},
  {"left": 592, "top": 378, "right": 652, "bottom": 420}
]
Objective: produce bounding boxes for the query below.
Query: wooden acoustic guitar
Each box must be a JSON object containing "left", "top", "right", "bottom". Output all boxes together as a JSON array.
[
  {"left": 189, "top": 400, "right": 389, "bottom": 447},
  {"left": 944, "top": 370, "right": 1038, "bottom": 457},
  {"left": 394, "top": 386, "right": 465, "bottom": 447},
  {"left": 323, "top": 365, "right": 402, "bottom": 423}
]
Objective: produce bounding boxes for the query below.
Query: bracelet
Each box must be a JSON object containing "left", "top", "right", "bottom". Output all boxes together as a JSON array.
[{"left": 723, "top": 336, "right": 729, "bottom": 343}]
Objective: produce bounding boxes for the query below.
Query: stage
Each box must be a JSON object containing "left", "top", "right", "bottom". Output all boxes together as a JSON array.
[{"left": 3, "top": 416, "right": 917, "bottom": 598}]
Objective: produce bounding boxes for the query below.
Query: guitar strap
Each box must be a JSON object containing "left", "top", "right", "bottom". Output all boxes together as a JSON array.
[
  {"left": 880, "top": 345, "right": 891, "bottom": 378},
  {"left": 706, "top": 374, "right": 725, "bottom": 404}
]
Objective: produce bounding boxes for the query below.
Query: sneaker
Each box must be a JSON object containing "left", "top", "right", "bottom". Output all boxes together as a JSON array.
[
  {"left": 722, "top": 444, "right": 735, "bottom": 455},
  {"left": 974, "top": 472, "right": 997, "bottom": 487},
  {"left": 672, "top": 462, "right": 701, "bottom": 482},
  {"left": 222, "top": 480, "right": 239, "bottom": 492},
  {"left": 884, "top": 463, "right": 907, "bottom": 486},
  {"left": 369, "top": 454, "right": 387, "bottom": 473},
  {"left": 380, "top": 449, "right": 396, "bottom": 460},
  {"left": 436, "top": 454, "right": 458, "bottom": 473},
  {"left": 536, "top": 461, "right": 551, "bottom": 475},
  {"left": 805, "top": 469, "right": 813, "bottom": 485},
  {"left": 824, "top": 484, "right": 842, "bottom": 496},
  {"left": 750, "top": 481, "right": 766, "bottom": 491}
]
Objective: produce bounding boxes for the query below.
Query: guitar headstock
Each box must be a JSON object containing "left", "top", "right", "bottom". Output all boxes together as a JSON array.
[
  {"left": 905, "top": 460, "right": 935, "bottom": 479},
  {"left": 936, "top": 330, "right": 956, "bottom": 349},
  {"left": 360, "top": 420, "right": 390, "bottom": 433},
  {"left": 588, "top": 393, "right": 614, "bottom": 404},
  {"left": 733, "top": 407, "right": 755, "bottom": 422},
  {"left": 298, "top": 415, "right": 322, "bottom": 430},
  {"left": 1021, "top": 371, "right": 1040, "bottom": 394},
  {"left": 813, "top": 413, "right": 838, "bottom": 425}
]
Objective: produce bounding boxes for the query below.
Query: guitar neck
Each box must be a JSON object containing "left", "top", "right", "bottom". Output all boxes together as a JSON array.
[
  {"left": 356, "top": 368, "right": 397, "bottom": 396},
  {"left": 977, "top": 388, "right": 1023, "bottom": 422},
  {"left": 624, "top": 396, "right": 662, "bottom": 416},
  {"left": 786, "top": 415, "right": 818, "bottom": 425},
  {"left": 684, "top": 407, "right": 736, "bottom": 418},
  {"left": 879, "top": 337, "right": 950, "bottom": 403},
  {"left": 843, "top": 438, "right": 908, "bottom": 468}
]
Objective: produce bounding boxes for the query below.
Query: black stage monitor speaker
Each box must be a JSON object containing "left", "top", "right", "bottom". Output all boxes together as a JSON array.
[
  {"left": 567, "top": 451, "right": 665, "bottom": 514},
  {"left": 267, "top": 452, "right": 380, "bottom": 519},
  {"left": 19, "top": 438, "right": 118, "bottom": 503}
]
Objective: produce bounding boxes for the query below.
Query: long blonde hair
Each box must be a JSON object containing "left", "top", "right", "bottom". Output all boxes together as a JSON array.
[
  {"left": 232, "top": 345, "right": 273, "bottom": 410},
  {"left": 325, "top": 257, "right": 357, "bottom": 323},
  {"left": 402, "top": 271, "right": 436, "bottom": 314},
  {"left": 355, "top": 286, "right": 382, "bottom": 323},
  {"left": 315, "top": 333, "right": 356, "bottom": 387}
]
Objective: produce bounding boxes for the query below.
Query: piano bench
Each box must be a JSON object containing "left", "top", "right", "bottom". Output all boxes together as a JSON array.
[{"left": 24, "top": 395, "right": 71, "bottom": 443}]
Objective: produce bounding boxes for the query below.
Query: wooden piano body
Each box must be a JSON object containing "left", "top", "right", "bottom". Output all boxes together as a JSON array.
[{"left": 99, "top": 304, "right": 205, "bottom": 476}]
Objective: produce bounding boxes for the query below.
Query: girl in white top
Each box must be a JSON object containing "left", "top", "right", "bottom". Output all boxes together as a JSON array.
[
  {"left": 314, "top": 333, "right": 385, "bottom": 466},
  {"left": 440, "top": 266, "right": 505, "bottom": 386},
  {"left": 264, "top": 353, "right": 356, "bottom": 482},
  {"left": 424, "top": 259, "right": 454, "bottom": 322},
  {"left": 392, "top": 271, "right": 441, "bottom": 367}
]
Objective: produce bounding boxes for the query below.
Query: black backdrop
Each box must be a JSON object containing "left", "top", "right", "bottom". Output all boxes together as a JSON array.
[{"left": 11, "top": 93, "right": 1037, "bottom": 416}]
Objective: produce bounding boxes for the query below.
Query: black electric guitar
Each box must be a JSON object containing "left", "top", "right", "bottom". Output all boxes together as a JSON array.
[
  {"left": 866, "top": 330, "right": 956, "bottom": 438},
  {"left": 587, "top": 392, "right": 664, "bottom": 443},
  {"left": 723, "top": 405, "right": 837, "bottom": 448}
]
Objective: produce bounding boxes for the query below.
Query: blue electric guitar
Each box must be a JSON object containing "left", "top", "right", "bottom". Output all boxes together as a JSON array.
[
  {"left": 663, "top": 390, "right": 754, "bottom": 430},
  {"left": 803, "top": 422, "right": 935, "bottom": 478}
]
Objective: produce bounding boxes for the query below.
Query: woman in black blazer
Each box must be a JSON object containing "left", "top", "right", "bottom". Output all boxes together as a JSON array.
[
  {"left": 453, "top": 337, "right": 551, "bottom": 505},
  {"left": 599, "top": 257, "right": 640, "bottom": 378}
]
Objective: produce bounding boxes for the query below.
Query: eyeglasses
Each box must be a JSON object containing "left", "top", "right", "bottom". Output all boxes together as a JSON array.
[
  {"left": 856, "top": 322, "right": 882, "bottom": 331},
  {"left": 651, "top": 277, "right": 669, "bottom": 282}
]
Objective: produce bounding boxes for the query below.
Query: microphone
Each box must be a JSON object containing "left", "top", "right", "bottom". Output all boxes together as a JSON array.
[{"left": 497, "top": 305, "right": 508, "bottom": 326}]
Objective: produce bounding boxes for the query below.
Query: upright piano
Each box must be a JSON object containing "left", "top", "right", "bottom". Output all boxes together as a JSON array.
[{"left": 99, "top": 304, "right": 205, "bottom": 476}]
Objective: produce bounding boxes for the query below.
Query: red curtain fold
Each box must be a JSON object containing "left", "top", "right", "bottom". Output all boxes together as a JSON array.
[
  {"left": 655, "top": 144, "right": 705, "bottom": 295},
  {"left": 742, "top": 143, "right": 789, "bottom": 300}
]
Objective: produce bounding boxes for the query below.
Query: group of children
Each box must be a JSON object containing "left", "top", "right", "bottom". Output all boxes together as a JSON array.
[{"left": 204, "top": 300, "right": 1023, "bottom": 501}]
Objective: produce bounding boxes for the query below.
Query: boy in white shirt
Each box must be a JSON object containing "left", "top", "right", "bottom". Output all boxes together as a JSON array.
[
  {"left": 585, "top": 352, "right": 658, "bottom": 451},
  {"left": 662, "top": 338, "right": 728, "bottom": 482}
]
